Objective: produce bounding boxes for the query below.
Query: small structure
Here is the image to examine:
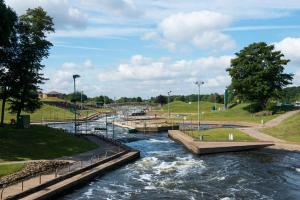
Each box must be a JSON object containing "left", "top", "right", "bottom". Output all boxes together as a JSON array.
[
  {"left": 168, "top": 130, "right": 274, "bottom": 155},
  {"left": 43, "top": 91, "right": 63, "bottom": 99}
]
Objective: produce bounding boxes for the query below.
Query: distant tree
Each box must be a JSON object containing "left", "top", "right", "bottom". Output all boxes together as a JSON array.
[
  {"left": 0, "top": 0, "right": 18, "bottom": 125},
  {"left": 9, "top": 7, "right": 54, "bottom": 120},
  {"left": 154, "top": 95, "right": 167, "bottom": 105},
  {"left": 65, "top": 92, "right": 88, "bottom": 102},
  {"left": 136, "top": 97, "right": 142, "bottom": 102},
  {"left": 227, "top": 42, "right": 294, "bottom": 110}
]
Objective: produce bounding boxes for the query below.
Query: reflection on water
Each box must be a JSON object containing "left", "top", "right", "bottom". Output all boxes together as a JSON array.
[{"left": 53, "top": 119, "right": 300, "bottom": 200}]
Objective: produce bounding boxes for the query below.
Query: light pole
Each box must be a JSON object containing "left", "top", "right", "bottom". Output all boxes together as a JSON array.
[
  {"left": 195, "top": 81, "right": 204, "bottom": 131},
  {"left": 73, "top": 74, "right": 80, "bottom": 134},
  {"left": 167, "top": 91, "right": 172, "bottom": 119},
  {"left": 81, "top": 90, "right": 83, "bottom": 110}
]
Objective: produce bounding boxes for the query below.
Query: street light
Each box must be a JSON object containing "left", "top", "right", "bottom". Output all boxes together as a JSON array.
[
  {"left": 195, "top": 81, "right": 204, "bottom": 131},
  {"left": 167, "top": 91, "right": 172, "bottom": 119},
  {"left": 73, "top": 74, "right": 80, "bottom": 134}
]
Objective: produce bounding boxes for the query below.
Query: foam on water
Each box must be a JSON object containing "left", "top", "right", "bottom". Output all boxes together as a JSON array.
[
  {"left": 148, "top": 138, "right": 172, "bottom": 143},
  {"left": 296, "top": 168, "right": 300, "bottom": 173}
]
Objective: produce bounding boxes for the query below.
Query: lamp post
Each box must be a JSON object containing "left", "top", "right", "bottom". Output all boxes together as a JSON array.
[
  {"left": 195, "top": 81, "right": 204, "bottom": 131},
  {"left": 167, "top": 91, "right": 172, "bottom": 119},
  {"left": 73, "top": 74, "right": 80, "bottom": 134}
]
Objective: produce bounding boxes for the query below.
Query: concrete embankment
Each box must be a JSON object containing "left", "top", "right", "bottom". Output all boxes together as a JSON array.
[
  {"left": 113, "top": 121, "right": 179, "bottom": 133},
  {"left": 6, "top": 151, "right": 139, "bottom": 200},
  {"left": 5, "top": 135, "right": 140, "bottom": 200},
  {"left": 168, "top": 130, "right": 274, "bottom": 155}
]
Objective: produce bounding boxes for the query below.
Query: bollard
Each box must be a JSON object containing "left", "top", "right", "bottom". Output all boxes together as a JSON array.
[
  {"left": 39, "top": 175, "right": 42, "bottom": 184},
  {"left": 22, "top": 181, "right": 24, "bottom": 191},
  {"left": 1, "top": 188, "right": 5, "bottom": 200},
  {"left": 55, "top": 168, "right": 58, "bottom": 178},
  {"left": 81, "top": 161, "right": 83, "bottom": 168},
  {"left": 68, "top": 164, "right": 71, "bottom": 172}
]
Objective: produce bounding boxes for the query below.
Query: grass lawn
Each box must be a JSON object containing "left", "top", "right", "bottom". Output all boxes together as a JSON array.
[
  {"left": 0, "top": 101, "right": 75, "bottom": 123},
  {"left": 161, "top": 101, "right": 281, "bottom": 124},
  {"left": 0, "top": 164, "right": 25, "bottom": 177},
  {"left": 262, "top": 112, "right": 300, "bottom": 143},
  {"left": 0, "top": 125, "right": 98, "bottom": 162},
  {"left": 188, "top": 128, "right": 257, "bottom": 142}
]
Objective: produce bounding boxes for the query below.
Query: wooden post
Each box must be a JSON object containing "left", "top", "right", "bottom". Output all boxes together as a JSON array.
[
  {"left": 39, "top": 175, "right": 42, "bottom": 184},
  {"left": 22, "top": 181, "right": 24, "bottom": 191}
]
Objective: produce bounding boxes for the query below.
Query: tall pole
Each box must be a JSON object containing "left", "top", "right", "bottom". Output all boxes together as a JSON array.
[
  {"left": 195, "top": 81, "right": 204, "bottom": 131},
  {"left": 167, "top": 91, "right": 172, "bottom": 119},
  {"left": 81, "top": 90, "right": 83, "bottom": 110},
  {"left": 73, "top": 74, "right": 80, "bottom": 134}
]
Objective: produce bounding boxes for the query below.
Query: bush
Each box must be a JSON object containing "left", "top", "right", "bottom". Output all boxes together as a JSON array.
[{"left": 265, "top": 99, "right": 277, "bottom": 112}]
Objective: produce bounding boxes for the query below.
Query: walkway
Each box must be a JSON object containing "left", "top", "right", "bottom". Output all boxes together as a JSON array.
[{"left": 238, "top": 109, "right": 300, "bottom": 151}]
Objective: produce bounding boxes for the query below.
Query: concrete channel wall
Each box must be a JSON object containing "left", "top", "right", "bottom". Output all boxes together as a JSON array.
[{"left": 6, "top": 136, "right": 140, "bottom": 200}]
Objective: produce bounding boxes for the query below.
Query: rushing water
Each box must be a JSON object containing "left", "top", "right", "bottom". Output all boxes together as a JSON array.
[{"left": 51, "top": 120, "right": 300, "bottom": 200}]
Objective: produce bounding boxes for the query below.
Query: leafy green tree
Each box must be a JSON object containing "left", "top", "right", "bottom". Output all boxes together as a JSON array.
[
  {"left": 0, "top": 0, "right": 18, "bottom": 125},
  {"left": 64, "top": 92, "right": 88, "bottom": 102},
  {"left": 154, "top": 95, "right": 167, "bottom": 105},
  {"left": 227, "top": 42, "right": 293, "bottom": 110},
  {"left": 9, "top": 7, "right": 54, "bottom": 120}
]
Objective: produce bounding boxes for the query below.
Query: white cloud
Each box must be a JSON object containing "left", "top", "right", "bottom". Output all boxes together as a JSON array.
[
  {"left": 144, "top": 11, "right": 235, "bottom": 51},
  {"left": 97, "top": 55, "right": 232, "bottom": 96},
  {"left": 274, "top": 37, "right": 300, "bottom": 63},
  {"left": 6, "top": 0, "right": 87, "bottom": 29},
  {"left": 44, "top": 59, "right": 97, "bottom": 93},
  {"left": 81, "top": 0, "right": 142, "bottom": 17}
]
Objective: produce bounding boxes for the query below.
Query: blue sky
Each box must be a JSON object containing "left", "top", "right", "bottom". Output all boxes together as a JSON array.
[{"left": 6, "top": 0, "right": 300, "bottom": 98}]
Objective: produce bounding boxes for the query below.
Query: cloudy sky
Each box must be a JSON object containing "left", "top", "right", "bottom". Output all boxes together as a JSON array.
[{"left": 5, "top": 0, "right": 300, "bottom": 98}]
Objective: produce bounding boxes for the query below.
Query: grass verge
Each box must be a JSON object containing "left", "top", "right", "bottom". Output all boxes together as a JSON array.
[
  {"left": 262, "top": 112, "right": 300, "bottom": 143},
  {"left": 188, "top": 128, "right": 257, "bottom": 142},
  {"left": 0, "top": 164, "right": 25, "bottom": 177},
  {"left": 161, "top": 101, "right": 281, "bottom": 124},
  {"left": 0, "top": 125, "right": 98, "bottom": 162}
]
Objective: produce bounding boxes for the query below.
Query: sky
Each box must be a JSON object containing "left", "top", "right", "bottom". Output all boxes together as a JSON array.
[{"left": 5, "top": 0, "right": 300, "bottom": 98}]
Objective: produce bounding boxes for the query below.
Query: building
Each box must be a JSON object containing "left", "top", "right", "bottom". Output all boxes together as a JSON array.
[{"left": 41, "top": 91, "right": 63, "bottom": 99}]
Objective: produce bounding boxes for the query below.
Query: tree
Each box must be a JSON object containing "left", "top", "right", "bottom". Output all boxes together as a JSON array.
[
  {"left": 0, "top": 0, "right": 18, "bottom": 125},
  {"left": 227, "top": 42, "right": 293, "bottom": 110},
  {"left": 154, "top": 95, "right": 167, "bottom": 105},
  {"left": 9, "top": 7, "right": 54, "bottom": 121},
  {"left": 64, "top": 92, "right": 88, "bottom": 102}
]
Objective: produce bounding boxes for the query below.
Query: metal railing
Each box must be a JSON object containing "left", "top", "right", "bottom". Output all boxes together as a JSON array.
[{"left": 0, "top": 135, "right": 127, "bottom": 200}]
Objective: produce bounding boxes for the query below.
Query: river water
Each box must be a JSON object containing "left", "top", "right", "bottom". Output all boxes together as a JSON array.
[{"left": 51, "top": 119, "right": 300, "bottom": 200}]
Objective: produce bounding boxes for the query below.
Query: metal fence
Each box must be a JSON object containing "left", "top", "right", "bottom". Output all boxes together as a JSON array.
[{"left": 0, "top": 134, "right": 128, "bottom": 200}]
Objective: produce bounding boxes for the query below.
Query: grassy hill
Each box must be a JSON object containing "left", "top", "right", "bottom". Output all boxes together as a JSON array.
[
  {"left": 262, "top": 112, "right": 300, "bottom": 143},
  {"left": 0, "top": 125, "right": 97, "bottom": 162},
  {"left": 0, "top": 101, "right": 75, "bottom": 123},
  {"left": 161, "top": 101, "right": 281, "bottom": 124}
]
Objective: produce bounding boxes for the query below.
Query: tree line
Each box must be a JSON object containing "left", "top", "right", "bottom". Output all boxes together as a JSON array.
[{"left": 0, "top": 1, "right": 54, "bottom": 126}]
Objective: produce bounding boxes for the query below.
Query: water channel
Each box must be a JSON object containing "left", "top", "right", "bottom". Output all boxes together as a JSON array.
[{"left": 49, "top": 117, "right": 300, "bottom": 200}]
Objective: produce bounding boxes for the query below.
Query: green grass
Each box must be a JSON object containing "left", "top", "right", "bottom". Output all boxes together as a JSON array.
[
  {"left": 0, "top": 164, "right": 25, "bottom": 177},
  {"left": 0, "top": 101, "right": 75, "bottom": 123},
  {"left": 161, "top": 101, "right": 281, "bottom": 124},
  {"left": 262, "top": 112, "right": 300, "bottom": 143},
  {"left": 188, "top": 128, "right": 257, "bottom": 141},
  {"left": 0, "top": 125, "right": 98, "bottom": 162}
]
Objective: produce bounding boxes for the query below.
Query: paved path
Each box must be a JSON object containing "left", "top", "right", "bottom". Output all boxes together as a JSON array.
[{"left": 238, "top": 110, "right": 300, "bottom": 151}]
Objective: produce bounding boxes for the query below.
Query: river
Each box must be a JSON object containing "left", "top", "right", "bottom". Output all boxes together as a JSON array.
[{"left": 50, "top": 119, "right": 300, "bottom": 200}]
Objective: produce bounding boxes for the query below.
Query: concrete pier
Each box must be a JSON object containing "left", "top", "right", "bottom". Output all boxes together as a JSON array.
[
  {"left": 168, "top": 130, "right": 274, "bottom": 155},
  {"left": 113, "top": 120, "right": 179, "bottom": 133}
]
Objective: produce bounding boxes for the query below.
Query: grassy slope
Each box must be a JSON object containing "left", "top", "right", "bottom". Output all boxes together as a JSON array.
[
  {"left": 0, "top": 164, "right": 25, "bottom": 177},
  {"left": 162, "top": 101, "right": 280, "bottom": 123},
  {"left": 262, "top": 112, "right": 300, "bottom": 143},
  {"left": 189, "top": 128, "right": 257, "bottom": 141},
  {"left": 0, "top": 101, "right": 74, "bottom": 123},
  {"left": 0, "top": 125, "right": 98, "bottom": 162}
]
